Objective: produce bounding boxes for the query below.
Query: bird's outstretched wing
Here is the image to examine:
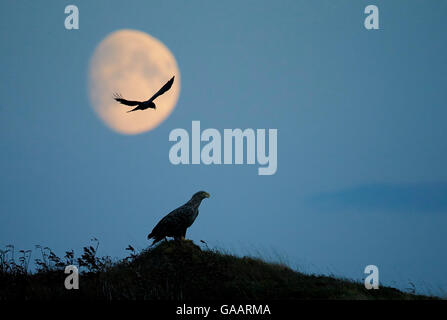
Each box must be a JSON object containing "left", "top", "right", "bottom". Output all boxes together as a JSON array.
[
  {"left": 148, "top": 76, "right": 175, "bottom": 103},
  {"left": 113, "top": 93, "right": 141, "bottom": 106}
]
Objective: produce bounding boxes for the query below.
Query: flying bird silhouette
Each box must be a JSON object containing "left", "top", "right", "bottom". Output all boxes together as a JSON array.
[
  {"left": 147, "top": 191, "right": 210, "bottom": 246},
  {"left": 113, "top": 76, "right": 175, "bottom": 113}
]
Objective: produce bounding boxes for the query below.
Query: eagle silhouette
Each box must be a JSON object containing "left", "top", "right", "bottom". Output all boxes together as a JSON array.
[
  {"left": 113, "top": 76, "right": 175, "bottom": 113},
  {"left": 147, "top": 191, "right": 210, "bottom": 246}
]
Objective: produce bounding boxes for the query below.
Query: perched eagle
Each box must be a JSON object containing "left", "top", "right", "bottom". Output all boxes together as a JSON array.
[
  {"left": 113, "top": 76, "right": 175, "bottom": 113},
  {"left": 147, "top": 191, "right": 210, "bottom": 245}
]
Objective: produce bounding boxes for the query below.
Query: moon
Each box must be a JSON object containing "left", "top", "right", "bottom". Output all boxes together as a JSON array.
[{"left": 88, "top": 29, "right": 180, "bottom": 135}]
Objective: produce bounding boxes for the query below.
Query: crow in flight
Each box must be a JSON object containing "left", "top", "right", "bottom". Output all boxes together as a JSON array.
[{"left": 113, "top": 76, "right": 175, "bottom": 113}]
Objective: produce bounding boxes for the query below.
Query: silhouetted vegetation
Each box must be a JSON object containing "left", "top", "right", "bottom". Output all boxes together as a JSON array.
[{"left": 0, "top": 240, "right": 436, "bottom": 300}]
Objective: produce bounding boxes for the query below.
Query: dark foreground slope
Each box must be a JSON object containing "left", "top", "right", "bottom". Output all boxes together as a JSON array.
[{"left": 0, "top": 240, "right": 432, "bottom": 300}]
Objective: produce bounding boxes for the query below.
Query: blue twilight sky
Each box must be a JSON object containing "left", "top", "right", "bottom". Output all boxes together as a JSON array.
[{"left": 1, "top": 0, "right": 447, "bottom": 295}]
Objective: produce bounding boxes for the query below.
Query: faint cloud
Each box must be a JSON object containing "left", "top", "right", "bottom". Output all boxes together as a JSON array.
[{"left": 308, "top": 182, "right": 447, "bottom": 213}]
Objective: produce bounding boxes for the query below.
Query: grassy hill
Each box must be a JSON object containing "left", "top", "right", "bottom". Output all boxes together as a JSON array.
[{"left": 0, "top": 240, "right": 434, "bottom": 300}]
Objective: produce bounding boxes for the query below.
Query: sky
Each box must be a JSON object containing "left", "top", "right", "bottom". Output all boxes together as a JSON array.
[{"left": 1, "top": 0, "right": 447, "bottom": 295}]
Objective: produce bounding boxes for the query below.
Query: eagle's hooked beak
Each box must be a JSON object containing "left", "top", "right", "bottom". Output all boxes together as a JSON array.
[{"left": 205, "top": 192, "right": 210, "bottom": 198}]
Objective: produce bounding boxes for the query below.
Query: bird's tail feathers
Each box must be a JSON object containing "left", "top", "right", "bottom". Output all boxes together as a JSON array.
[{"left": 147, "top": 234, "right": 164, "bottom": 246}]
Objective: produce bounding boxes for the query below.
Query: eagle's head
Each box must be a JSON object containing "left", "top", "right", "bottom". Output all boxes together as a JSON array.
[{"left": 192, "top": 191, "right": 210, "bottom": 201}]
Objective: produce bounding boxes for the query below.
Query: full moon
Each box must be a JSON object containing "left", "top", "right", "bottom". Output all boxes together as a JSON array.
[{"left": 88, "top": 29, "right": 180, "bottom": 134}]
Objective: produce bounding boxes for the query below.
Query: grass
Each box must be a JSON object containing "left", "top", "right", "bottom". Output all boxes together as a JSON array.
[{"left": 0, "top": 239, "right": 437, "bottom": 300}]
